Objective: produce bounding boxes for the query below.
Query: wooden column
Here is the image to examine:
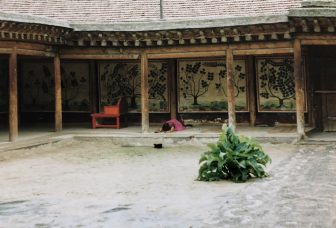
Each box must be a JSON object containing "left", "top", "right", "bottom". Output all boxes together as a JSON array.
[
  {"left": 169, "top": 59, "right": 177, "bottom": 119},
  {"left": 294, "top": 39, "right": 306, "bottom": 139},
  {"left": 9, "top": 50, "right": 18, "bottom": 141},
  {"left": 89, "top": 60, "right": 98, "bottom": 113},
  {"left": 226, "top": 48, "right": 236, "bottom": 132},
  {"left": 141, "top": 53, "right": 149, "bottom": 133},
  {"left": 54, "top": 53, "right": 62, "bottom": 132},
  {"left": 248, "top": 56, "right": 257, "bottom": 126}
]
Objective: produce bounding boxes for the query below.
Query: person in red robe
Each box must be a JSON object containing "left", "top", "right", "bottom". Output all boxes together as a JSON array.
[{"left": 155, "top": 118, "right": 186, "bottom": 133}]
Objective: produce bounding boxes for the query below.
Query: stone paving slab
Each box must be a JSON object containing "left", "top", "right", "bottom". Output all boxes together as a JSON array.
[{"left": 0, "top": 140, "right": 335, "bottom": 227}]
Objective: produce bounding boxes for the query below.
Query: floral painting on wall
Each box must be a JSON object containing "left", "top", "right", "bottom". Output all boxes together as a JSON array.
[
  {"left": 257, "top": 57, "right": 299, "bottom": 112},
  {"left": 61, "top": 62, "right": 90, "bottom": 111},
  {"left": 21, "top": 62, "right": 54, "bottom": 111},
  {"left": 0, "top": 59, "right": 8, "bottom": 112},
  {"left": 178, "top": 59, "right": 248, "bottom": 112},
  {"left": 99, "top": 61, "right": 168, "bottom": 112},
  {"left": 21, "top": 62, "right": 91, "bottom": 112}
]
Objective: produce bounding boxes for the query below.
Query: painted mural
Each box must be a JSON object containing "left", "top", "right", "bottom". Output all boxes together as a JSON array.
[
  {"left": 148, "top": 62, "right": 169, "bottom": 112},
  {"left": 0, "top": 59, "right": 8, "bottom": 112},
  {"left": 257, "top": 57, "right": 296, "bottom": 112},
  {"left": 178, "top": 59, "right": 247, "bottom": 112},
  {"left": 22, "top": 62, "right": 54, "bottom": 111},
  {"left": 61, "top": 62, "right": 90, "bottom": 111},
  {"left": 99, "top": 61, "right": 168, "bottom": 112},
  {"left": 22, "top": 62, "right": 90, "bottom": 112}
]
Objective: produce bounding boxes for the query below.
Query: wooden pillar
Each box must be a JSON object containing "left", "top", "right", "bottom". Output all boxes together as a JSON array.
[
  {"left": 294, "top": 39, "right": 306, "bottom": 139},
  {"left": 248, "top": 56, "right": 257, "bottom": 126},
  {"left": 141, "top": 53, "right": 149, "bottom": 133},
  {"left": 54, "top": 53, "right": 62, "bottom": 132},
  {"left": 89, "top": 60, "right": 98, "bottom": 113},
  {"left": 169, "top": 59, "right": 177, "bottom": 119},
  {"left": 226, "top": 48, "right": 236, "bottom": 132},
  {"left": 9, "top": 50, "right": 18, "bottom": 141}
]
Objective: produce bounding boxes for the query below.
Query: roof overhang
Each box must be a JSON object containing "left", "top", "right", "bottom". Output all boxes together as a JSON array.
[
  {"left": 0, "top": 11, "right": 71, "bottom": 28},
  {"left": 289, "top": 7, "right": 336, "bottom": 17},
  {"left": 71, "top": 15, "right": 289, "bottom": 32}
]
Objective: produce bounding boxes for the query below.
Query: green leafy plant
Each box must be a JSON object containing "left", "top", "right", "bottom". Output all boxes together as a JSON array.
[{"left": 198, "top": 126, "right": 271, "bottom": 182}]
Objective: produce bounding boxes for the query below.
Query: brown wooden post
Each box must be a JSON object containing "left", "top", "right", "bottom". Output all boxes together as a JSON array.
[
  {"left": 294, "top": 39, "right": 306, "bottom": 139},
  {"left": 54, "top": 52, "right": 62, "bottom": 132},
  {"left": 141, "top": 53, "right": 149, "bottom": 133},
  {"left": 169, "top": 59, "right": 177, "bottom": 119},
  {"left": 89, "top": 60, "right": 97, "bottom": 113},
  {"left": 248, "top": 56, "right": 257, "bottom": 126},
  {"left": 226, "top": 48, "right": 236, "bottom": 132},
  {"left": 9, "top": 49, "right": 18, "bottom": 141}
]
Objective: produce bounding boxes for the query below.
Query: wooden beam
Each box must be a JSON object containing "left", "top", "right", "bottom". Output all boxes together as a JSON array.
[
  {"left": 297, "top": 34, "right": 336, "bottom": 40},
  {"left": 0, "top": 41, "right": 53, "bottom": 51},
  {"left": 141, "top": 52, "right": 149, "bottom": 133},
  {"left": 226, "top": 48, "right": 236, "bottom": 132},
  {"left": 54, "top": 52, "right": 62, "bottom": 132},
  {"left": 59, "top": 41, "right": 292, "bottom": 56},
  {"left": 0, "top": 42, "right": 54, "bottom": 56},
  {"left": 148, "top": 51, "right": 226, "bottom": 59},
  {"left": 234, "top": 48, "right": 293, "bottom": 56},
  {"left": 147, "top": 41, "right": 292, "bottom": 54},
  {"left": 301, "top": 39, "right": 336, "bottom": 46},
  {"left": 294, "top": 39, "right": 305, "bottom": 140},
  {"left": 60, "top": 54, "right": 139, "bottom": 60},
  {"left": 9, "top": 49, "right": 18, "bottom": 142},
  {"left": 248, "top": 56, "right": 256, "bottom": 126},
  {"left": 16, "top": 49, "right": 55, "bottom": 57},
  {"left": 0, "top": 48, "right": 12, "bottom": 54}
]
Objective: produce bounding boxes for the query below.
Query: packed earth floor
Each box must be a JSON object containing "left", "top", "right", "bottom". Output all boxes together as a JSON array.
[{"left": 0, "top": 139, "right": 335, "bottom": 227}]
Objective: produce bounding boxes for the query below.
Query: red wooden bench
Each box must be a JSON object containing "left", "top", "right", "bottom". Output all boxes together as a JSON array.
[{"left": 91, "top": 97, "right": 128, "bottom": 129}]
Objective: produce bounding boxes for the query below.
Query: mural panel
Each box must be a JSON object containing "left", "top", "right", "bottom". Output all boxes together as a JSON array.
[
  {"left": 257, "top": 57, "right": 297, "bottom": 112},
  {"left": 61, "top": 62, "right": 90, "bottom": 111},
  {"left": 22, "top": 62, "right": 91, "bottom": 112},
  {"left": 0, "top": 59, "right": 8, "bottom": 112},
  {"left": 21, "top": 62, "right": 54, "bottom": 111},
  {"left": 148, "top": 62, "right": 169, "bottom": 112},
  {"left": 178, "top": 59, "right": 247, "bottom": 112},
  {"left": 99, "top": 61, "right": 168, "bottom": 112}
]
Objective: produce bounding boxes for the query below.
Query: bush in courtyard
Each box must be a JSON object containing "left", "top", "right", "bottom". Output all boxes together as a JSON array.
[{"left": 197, "top": 126, "right": 271, "bottom": 182}]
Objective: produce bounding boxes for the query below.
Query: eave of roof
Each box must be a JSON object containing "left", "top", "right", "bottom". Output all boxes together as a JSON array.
[
  {"left": 71, "top": 15, "right": 289, "bottom": 32},
  {"left": 0, "top": 11, "right": 71, "bottom": 28},
  {"left": 301, "top": 0, "right": 336, "bottom": 8},
  {"left": 288, "top": 7, "right": 336, "bottom": 17}
]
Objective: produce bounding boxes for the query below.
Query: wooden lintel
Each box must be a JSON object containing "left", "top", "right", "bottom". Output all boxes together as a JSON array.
[
  {"left": 16, "top": 49, "right": 55, "bottom": 57},
  {"left": 148, "top": 51, "right": 226, "bottom": 59},
  {"left": 301, "top": 39, "right": 336, "bottom": 46},
  {"left": 0, "top": 48, "right": 12, "bottom": 54},
  {"left": 0, "top": 41, "right": 53, "bottom": 51},
  {"left": 297, "top": 34, "right": 336, "bottom": 40},
  {"left": 60, "top": 54, "right": 139, "bottom": 60},
  {"left": 234, "top": 48, "right": 293, "bottom": 56},
  {"left": 145, "top": 41, "right": 292, "bottom": 54},
  {"left": 57, "top": 41, "right": 293, "bottom": 57}
]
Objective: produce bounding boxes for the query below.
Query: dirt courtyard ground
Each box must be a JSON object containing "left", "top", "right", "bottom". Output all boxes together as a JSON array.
[{"left": 0, "top": 139, "right": 335, "bottom": 227}]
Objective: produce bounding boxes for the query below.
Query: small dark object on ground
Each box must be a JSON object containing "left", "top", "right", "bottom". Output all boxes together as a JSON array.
[{"left": 154, "top": 144, "right": 163, "bottom": 149}]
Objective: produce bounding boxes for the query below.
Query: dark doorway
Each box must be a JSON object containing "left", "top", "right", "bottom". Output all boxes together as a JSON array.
[{"left": 309, "top": 46, "right": 336, "bottom": 131}]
